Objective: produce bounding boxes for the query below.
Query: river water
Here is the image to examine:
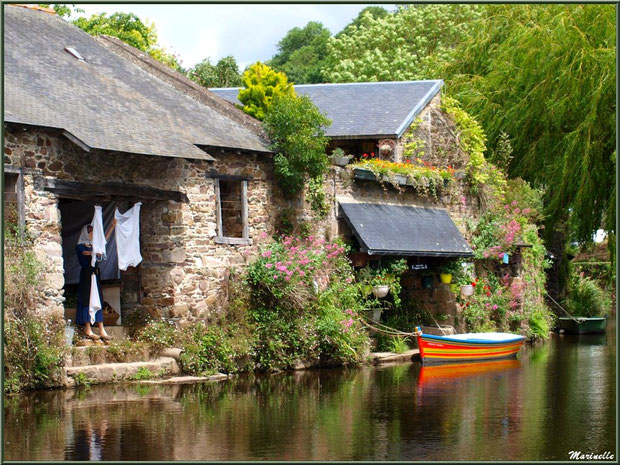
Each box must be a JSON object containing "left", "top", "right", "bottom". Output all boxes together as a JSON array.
[{"left": 4, "top": 325, "right": 616, "bottom": 461}]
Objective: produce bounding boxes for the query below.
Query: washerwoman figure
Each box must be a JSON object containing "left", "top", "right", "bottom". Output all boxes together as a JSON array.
[{"left": 76, "top": 220, "right": 116, "bottom": 341}]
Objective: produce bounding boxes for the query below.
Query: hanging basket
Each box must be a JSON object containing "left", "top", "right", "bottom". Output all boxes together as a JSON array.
[
  {"left": 460, "top": 284, "right": 474, "bottom": 296},
  {"left": 372, "top": 285, "right": 390, "bottom": 298}
]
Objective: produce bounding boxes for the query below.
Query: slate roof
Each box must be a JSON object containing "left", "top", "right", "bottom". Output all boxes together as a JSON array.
[
  {"left": 3, "top": 6, "right": 271, "bottom": 160},
  {"left": 211, "top": 80, "right": 443, "bottom": 139},
  {"left": 339, "top": 202, "right": 473, "bottom": 257}
]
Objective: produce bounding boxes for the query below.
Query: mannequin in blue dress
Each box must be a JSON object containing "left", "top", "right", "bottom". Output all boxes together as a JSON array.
[{"left": 76, "top": 221, "right": 116, "bottom": 341}]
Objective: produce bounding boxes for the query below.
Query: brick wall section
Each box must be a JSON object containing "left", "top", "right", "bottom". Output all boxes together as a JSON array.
[{"left": 4, "top": 125, "right": 279, "bottom": 320}]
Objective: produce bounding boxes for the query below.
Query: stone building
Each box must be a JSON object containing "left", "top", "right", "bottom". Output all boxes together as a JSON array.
[
  {"left": 3, "top": 5, "right": 279, "bottom": 322},
  {"left": 5, "top": 6, "right": 520, "bottom": 331},
  {"left": 213, "top": 81, "right": 480, "bottom": 329}
]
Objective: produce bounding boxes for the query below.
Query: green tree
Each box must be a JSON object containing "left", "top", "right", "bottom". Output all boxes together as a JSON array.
[
  {"left": 72, "top": 11, "right": 183, "bottom": 72},
  {"left": 73, "top": 12, "right": 156, "bottom": 52},
  {"left": 39, "top": 3, "right": 83, "bottom": 18},
  {"left": 440, "top": 4, "right": 615, "bottom": 250},
  {"left": 335, "top": 6, "right": 388, "bottom": 37},
  {"left": 237, "top": 62, "right": 295, "bottom": 121},
  {"left": 324, "top": 4, "right": 482, "bottom": 82},
  {"left": 188, "top": 55, "right": 242, "bottom": 88},
  {"left": 263, "top": 94, "right": 331, "bottom": 196},
  {"left": 268, "top": 21, "right": 331, "bottom": 84}
]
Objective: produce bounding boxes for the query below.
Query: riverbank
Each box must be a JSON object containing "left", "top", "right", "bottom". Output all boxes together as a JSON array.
[{"left": 62, "top": 343, "right": 421, "bottom": 389}]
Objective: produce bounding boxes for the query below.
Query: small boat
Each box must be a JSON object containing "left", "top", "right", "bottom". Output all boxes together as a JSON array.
[
  {"left": 558, "top": 317, "right": 607, "bottom": 334},
  {"left": 415, "top": 327, "right": 525, "bottom": 364}
]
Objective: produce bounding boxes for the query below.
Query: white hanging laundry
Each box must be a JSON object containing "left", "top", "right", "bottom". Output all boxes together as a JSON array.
[
  {"left": 90, "top": 205, "right": 107, "bottom": 267},
  {"left": 88, "top": 273, "right": 102, "bottom": 324},
  {"left": 114, "top": 202, "right": 142, "bottom": 270}
]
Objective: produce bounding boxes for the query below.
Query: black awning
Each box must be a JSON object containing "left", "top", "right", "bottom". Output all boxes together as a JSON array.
[{"left": 340, "top": 202, "right": 474, "bottom": 257}]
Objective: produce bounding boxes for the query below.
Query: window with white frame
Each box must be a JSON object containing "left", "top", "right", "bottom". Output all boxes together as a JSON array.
[{"left": 214, "top": 177, "right": 249, "bottom": 244}]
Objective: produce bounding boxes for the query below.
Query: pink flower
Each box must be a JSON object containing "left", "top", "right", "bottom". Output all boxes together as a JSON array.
[
  {"left": 273, "top": 275, "right": 278, "bottom": 279},
  {"left": 265, "top": 263, "right": 273, "bottom": 269},
  {"left": 285, "top": 276, "right": 291, "bottom": 281},
  {"left": 260, "top": 231, "right": 267, "bottom": 239},
  {"left": 262, "top": 250, "right": 272, "bottom": 258},
  {"left": 492, "top": 305, "right": 498, "bottom": 310}
]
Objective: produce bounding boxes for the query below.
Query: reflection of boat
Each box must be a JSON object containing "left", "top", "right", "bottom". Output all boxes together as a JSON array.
[
  {"left": 418, "top": 359, "right": 521, "bottom": 385},
  {"left": 558, "top": 317, "right": 607, "bottom": 334},
  {"left": 415, "top": 328, "right": 525, "bottom": 364}
]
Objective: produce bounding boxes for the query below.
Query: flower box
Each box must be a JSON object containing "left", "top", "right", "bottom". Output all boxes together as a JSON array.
[{"left": 353, "top": 167, "right": 378, "bottom": 181}]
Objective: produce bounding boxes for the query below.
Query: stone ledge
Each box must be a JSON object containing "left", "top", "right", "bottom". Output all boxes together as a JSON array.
[
  {"left": 370, "top": 349, "right": 420, "bottom": 365},
  {"left": 64, "top": 356, "right": 180, "bottom": 387}
]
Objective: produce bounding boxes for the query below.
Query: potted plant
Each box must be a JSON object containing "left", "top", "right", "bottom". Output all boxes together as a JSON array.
[
  {"left": 440, "top": 260, "right": 462, "bottom": 284},
  {"left": 455, "top": 262, "right": 476, "bottom": 296},
  {"left": 329, "top": 148, "right": 352, "bottom": 167},
  {"left": 421, "top": 275, "right": 434, "bottom": 289}
]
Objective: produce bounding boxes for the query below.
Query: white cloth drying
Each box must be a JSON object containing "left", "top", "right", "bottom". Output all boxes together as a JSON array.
[
  {"left": 88, "top": 273, "right": 102, "bottom": 325},
  {"left": 90, "top": 205, "right": 107, "bottom": 267},
  {"left": 114, "top": 202, "right": 142, "bottom": 270}
]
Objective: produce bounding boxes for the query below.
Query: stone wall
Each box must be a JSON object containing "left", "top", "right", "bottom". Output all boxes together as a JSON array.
[{"left": 4, "top": 124, "right": 280, "bottom": 320}]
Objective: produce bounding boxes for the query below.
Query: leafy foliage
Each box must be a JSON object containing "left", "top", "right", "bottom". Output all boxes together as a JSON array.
[
  {"left": 565, "top": 274, "right": 612, "bottom": 318},
  {"left": 3, "top": 224, "right": 69, "bottom": 393},
  {"left": 268, "top": 21, "right": 331, "bottom": 84},
  {"left": 441, "top": 4, "right": 615, "bottom": 247},
  {"left": 245, "top": 235, "right": 370, "bottom": 371},
  {"left": 263, "top": 93, "right": 331, "bottom": 196},
  {"left": 73, "top": 12, "right": 156, "bottom": 51},
  {"left": 72, "top": 11, "right": 183, "bottom": 71},
  {"left": 324, "top": 4, "right": 482, "bottom": 82},
  {"left": 237, "top": 62, "right": 295, "bottom": 121},
  {"left": 39, "top": 3, "right": 83, "bottom": 18},
  {"left": 188, "top": 55, "right": 242, "bottom": 88}
]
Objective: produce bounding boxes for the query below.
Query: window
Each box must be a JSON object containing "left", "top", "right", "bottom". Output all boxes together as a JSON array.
[
  {"left": 3, "top": 168, "right": 24, "bottom": 233},
  {"left": 214, "top": 177, "right": 249, "bottom": 245}
]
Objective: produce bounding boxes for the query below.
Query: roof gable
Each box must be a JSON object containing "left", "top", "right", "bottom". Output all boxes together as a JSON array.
[
  {"left": 211, "top": 80, "right": 443, "bottom": 139},
  {"left": 4, "top": 6, "right": 270, "bottom": 159}
]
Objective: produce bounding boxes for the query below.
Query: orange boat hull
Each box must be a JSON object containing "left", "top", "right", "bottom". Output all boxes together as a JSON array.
[{"left": 417, "top": 333, "right": 525, "bottom": 364}]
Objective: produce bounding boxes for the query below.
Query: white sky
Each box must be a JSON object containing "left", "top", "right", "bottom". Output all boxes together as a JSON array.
[{"left": 74, "top": 3, "right": 395, "bottom": 69}]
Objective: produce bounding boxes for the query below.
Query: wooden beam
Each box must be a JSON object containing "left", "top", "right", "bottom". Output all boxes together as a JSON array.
[
  {"left": 205, "top": 170, "right": 253, "bottom": 181},
  {"left": 37, "top": 177, "right": 189, "bottom": 203}
]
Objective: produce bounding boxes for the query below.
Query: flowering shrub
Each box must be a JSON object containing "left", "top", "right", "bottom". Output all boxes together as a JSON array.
[
  {"left": 245, "top": 235, "right": 370, "bottom": 370},
  {"left": 462, "top": 178, "right": 553, "bottom": 339},
  {"left": 470, "top": 200, "right": 539, "bottom": 263},
  {"left": 350, "top": 156, "right": 454, "bottom": 197},
  {"left": 246, "top": 234, "right": 351, "bottom": 310}
]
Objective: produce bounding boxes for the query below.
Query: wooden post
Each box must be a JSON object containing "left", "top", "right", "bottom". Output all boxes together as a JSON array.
[
  {"left": 214, "top": 178, "right": 223, "bottom": 237},
  {"left": 241, "top": 180, "right": 248, "bottom": 240}
]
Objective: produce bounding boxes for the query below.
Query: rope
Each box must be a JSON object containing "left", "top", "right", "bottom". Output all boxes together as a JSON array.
[
  {"left": 544, "top": 291, "right": 585, "bottom": 323},
  {"left": 360, "top": 317, "right": 417, "bottom": 338},
  {"left": 421, "top": 303, "right": 449, "bottom": 336}
]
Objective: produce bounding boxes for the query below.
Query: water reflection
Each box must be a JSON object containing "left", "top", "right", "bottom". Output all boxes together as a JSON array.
[{"left": 4, "top": 327, "right": 616, "bottom": 461}]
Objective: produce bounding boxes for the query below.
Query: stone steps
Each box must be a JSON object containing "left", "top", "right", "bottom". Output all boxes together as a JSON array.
[{"left": 64, "top": 356, "right": 181, "bottom": 388}]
